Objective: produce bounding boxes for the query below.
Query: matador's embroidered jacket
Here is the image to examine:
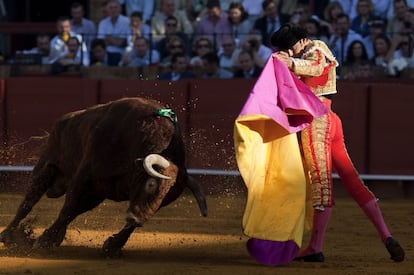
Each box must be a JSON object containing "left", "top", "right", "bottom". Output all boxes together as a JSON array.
[{"left": 290, "top": 40, "right": 338, "bottom": 97}]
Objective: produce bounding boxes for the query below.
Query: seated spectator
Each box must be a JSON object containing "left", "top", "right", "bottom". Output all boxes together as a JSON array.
[
  {"left": 159, "top": 35, "right": 187, "bottom": 69},
  {"left": 344, "top": 40, "right": 370, "bottom": 65},
  {"left": 151, "top": 0, "right": 193, "bottom": 44},
  {"left": 159, "top": 52, "right": 195, "bottom": 80},
  {"left": 386, "top": 0, "right": 411, "bottom": 38},
  {"left": 321, "top": 1, "right": 345, "bottom": 37},
  {"left": 362, "top": 17, "right": 387, "bottom": 59},
  {"left": 288, "top": 3, "right": 311, "bottom": 29},
  {"left": 252, "top": 0, "right": 287, "bottom": 48},
  {"left": 393, "top": 33, "right": 414, "bottom": 68},
  {"left": 218, "top": 35, "right": 240, "bottom": 73},
  {"left": 20, "top": 33, "right": 51, "bottom": 64},
  {"left": 340, "top": 40, "right": 370, "bottom": 79},
  {"left": 350, "top": 0, "right": 375, "bottom": 38},
  {"left": 222, "top": 2, "right": 252, "bottom": 47},
  {"left": 233, "top": 50, "right": 262, "bottom": 79},
  {"left": 200, "top": 51, "right": 233, "bottom": 78},
  {"left": 155, "top": 0, "right": 192, "bottom": 17},
  {"left": 239, "top": 30, "right": 272, "bottom": 68},
  {"left": 119, "top": 36, "right": 160, "bottom": 67},
  {"left": 97, "top": 0, "right": 130, "bottom": 66},
  {"left": 51, "top": 36, "right": 90, "bottom": 74},
  {"left": 369, "top": 33, "right": 405, "bottom": 76},
  {"left": 125, "top": 11, "right": 151, "bottom": 53},
  {"left": 119, "top": 0, "right": 155, "bottom": 23},
  {"left": 304, "top": 17, "right": 329, "bottom": 43},
  {"left": 371, "top": 33, "right": 392, "bottom": 68},
  {"left": 70, "top": 2, "right": 97, "bottom": 50},
  {"left": 384, "top": 33, "right": 414, "bottom": 76},
  {"left": 194, "top": 0, "right": 229, "bottom": 47},
  {"left": 189, "top": 36, "right": 215, "bottom": 75},
  {"left": 90, "top": 38, "right": 110, "bottom": 66},
  {"left": 156, "top": 15, "right": 191, "bottom": 59},
  {"left": 49, "top": 16, "right": 88, "bottom": 65},
  {"left": 354, "top": 60, "right": 375, "bottom": 78},
  {"left": 328, "top": 13, "right": 364, "bottom": 66}
]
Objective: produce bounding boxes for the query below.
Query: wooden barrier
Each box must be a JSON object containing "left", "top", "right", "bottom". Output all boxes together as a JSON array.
[
  {"left": 0, "top": 77, "right": 413, "bottom": 177},
  {"left": 3, "top": 77, "right": 99, "bottom": 164},
  {"left": 368, "top": 82, "right": 414, "bottom": 174},
  {"left": 186, "top": 79, "right": 253, "bottom": 170},
  {"left": 333, "top": 82, "right": 370, "bottom": 173}
]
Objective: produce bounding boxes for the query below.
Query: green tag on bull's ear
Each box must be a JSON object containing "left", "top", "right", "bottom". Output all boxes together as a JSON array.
[{"left": 155, "top": 109, "right": 177, "bottom": 124}]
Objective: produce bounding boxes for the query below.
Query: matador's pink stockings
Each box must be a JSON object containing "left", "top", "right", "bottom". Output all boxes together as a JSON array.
[
  {"left": 330, "top": 112, "right": 391, "bottom": 243},
  {"left": 298, "top": 207, "right": 332, "bottom": 256}
]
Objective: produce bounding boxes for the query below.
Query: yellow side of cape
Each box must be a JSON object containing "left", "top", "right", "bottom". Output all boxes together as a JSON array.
[{"left": 234, "top": 114, "right": 313, "bottom": 246}]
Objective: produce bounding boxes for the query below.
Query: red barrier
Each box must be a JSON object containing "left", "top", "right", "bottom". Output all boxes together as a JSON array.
[
  {"left": 1, "top": 77, "right": 413, "bottom": 176},
  {"left": 334, "top": 82, "right": 370, "bottom": 173},
  {"left": 186, "top": 79, "right": 254, "bottom": 170},
  {"left": 368, "top": 82, "right": 414, "bottom": 174},
  {"left": 3, "top": 77, "right": 99, "bottom": 164}
]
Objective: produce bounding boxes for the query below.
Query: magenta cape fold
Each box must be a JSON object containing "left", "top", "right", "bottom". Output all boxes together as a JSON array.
[
  {"left": 238, "top": 57, "right": 327, "bottom": 133},
  {"left": 247, "top": 239, "right": 299, "bottom": 266}
]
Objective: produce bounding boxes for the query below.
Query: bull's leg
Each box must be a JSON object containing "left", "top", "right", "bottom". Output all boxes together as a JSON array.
[
  {"left": 34, "top": 190, "right": 104, "bottom": 249},
  {"left": 0, "top": 163, "right": 57, "bottom": 245},
  {"left": 101, "top": 177, "right": 175, "bottom": 257},
  {"left": 102, "top": 223, "right": 136, "bottom": 258}
]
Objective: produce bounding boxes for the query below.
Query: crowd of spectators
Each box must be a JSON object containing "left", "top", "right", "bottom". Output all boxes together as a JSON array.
[{"left": 9, "top": 0, "right": 414, "bottom": 80}]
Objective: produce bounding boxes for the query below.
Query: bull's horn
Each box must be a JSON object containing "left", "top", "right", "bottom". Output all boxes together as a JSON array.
[{"left": 143, "top": 154, "right": 171, "bottom": 180}]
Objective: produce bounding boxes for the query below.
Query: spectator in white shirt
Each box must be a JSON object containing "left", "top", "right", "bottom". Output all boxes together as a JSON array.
[
  {"left": 97, "top": 0, "right": 130, "bottom": 66},
  {"left": 70, "top": 2, "right": 96, "bottom": 51},
  {"left": 125, "top": 11, "right": 151, "bottom": 53},
  {"left": 119, "top": 0, "right": 155, "bottom": 23},
  {"left": 49, "top": 16, "right": 88, "bottom": 65},
  {"left": 119, "top": 36, "right": 160, "bottom": 67}
]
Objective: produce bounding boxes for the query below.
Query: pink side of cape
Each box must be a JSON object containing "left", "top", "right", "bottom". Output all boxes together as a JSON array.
[{"left": 239, "top": 57, "right": 327, "bottom": 132}]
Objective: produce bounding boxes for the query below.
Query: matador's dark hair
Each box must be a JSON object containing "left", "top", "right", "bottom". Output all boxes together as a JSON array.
[{"left": 270, "top": 23, "right": 308, "bottom": 51}]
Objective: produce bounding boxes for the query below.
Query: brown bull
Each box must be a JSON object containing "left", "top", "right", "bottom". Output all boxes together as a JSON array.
[{"left": 0, "top": 97, "right": 207, "bottom": 256}]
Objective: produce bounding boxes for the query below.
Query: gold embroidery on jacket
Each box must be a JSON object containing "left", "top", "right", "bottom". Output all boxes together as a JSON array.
[
  {"left": 291, "top": 40, "right": 338, "bottom": 97},
  {"left": 301, "top": 113, "right": 333, "bottom": 207}
]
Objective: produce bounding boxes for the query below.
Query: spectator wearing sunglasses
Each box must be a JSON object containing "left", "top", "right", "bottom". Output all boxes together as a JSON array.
[
  {"left": 218, "top": 35, "right": 240, "bottom": 72},
  {"left": 159, "top": 35, "right": 188, "bottom": 69},
  {"left": 189, "top": 36, "right": 215, "bottom": 76},
  {"left": 156, "top": 15, "right": 191, "bottom": 58},
  {"left": 151, "top": 0, "right": 193, "bottom": 44}
]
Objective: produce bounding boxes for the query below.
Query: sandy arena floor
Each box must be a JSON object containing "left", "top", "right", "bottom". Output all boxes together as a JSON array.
[{"left": 0, "top": 191, "right": 413, "bottom": 275}]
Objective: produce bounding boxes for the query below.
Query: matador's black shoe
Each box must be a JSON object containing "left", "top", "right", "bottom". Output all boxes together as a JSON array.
[
  {"left": 294, "top": 252, "right": 325, "bottom": 262},
  {"left": 385, "top": 237, "right": 405, "bottom": 262}
]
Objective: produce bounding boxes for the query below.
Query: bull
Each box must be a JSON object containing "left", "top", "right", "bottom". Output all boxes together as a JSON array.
[{"left": 0, "top": 97, "right": 207, "bottom": 256}]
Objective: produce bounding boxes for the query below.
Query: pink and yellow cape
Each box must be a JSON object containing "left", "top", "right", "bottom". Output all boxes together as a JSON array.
[{"left": 234, "top": 57, "right": 327, "bottom": 265}]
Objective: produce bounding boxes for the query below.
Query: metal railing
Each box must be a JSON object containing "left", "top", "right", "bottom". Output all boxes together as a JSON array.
[{"left": 1, "top": 166, "right": 414, "bottom": 181}]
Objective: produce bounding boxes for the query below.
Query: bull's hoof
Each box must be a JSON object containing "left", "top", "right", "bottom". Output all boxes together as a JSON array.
[
  {"left": 102, "top": 236, "right": 124, "bottom": 258},
  {"left": 0, "top": 229, "right": 15, "bottom": 246},
  {"left": 33, "top": 236, "right": 52, "bottom": 250},
  {"left": 0, "top": 230, "right": 9, "bottom": 243}
]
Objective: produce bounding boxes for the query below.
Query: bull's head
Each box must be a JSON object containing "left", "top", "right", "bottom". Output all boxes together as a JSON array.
[{"left": 126, "top": 154, "right": 178, "bottom": 226}]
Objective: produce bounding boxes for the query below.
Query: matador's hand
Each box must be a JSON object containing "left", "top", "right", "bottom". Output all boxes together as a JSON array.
[{"left": 272, "top": 52, "right": 293, "bottom": 69}]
